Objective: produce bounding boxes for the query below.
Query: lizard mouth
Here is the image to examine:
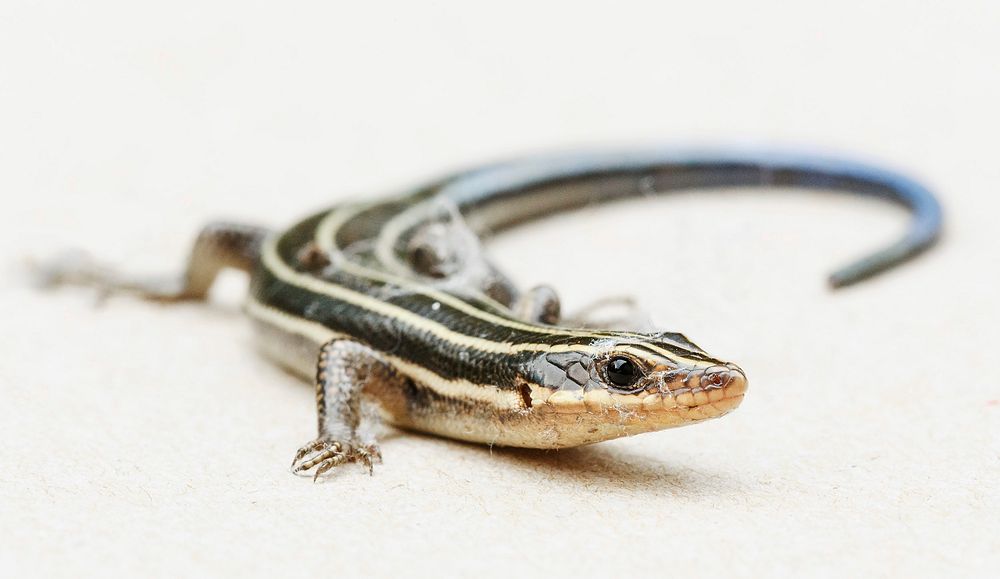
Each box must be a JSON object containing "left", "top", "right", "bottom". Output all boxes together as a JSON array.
[{"left": 531, "top": 364, "right": 747, "bottom": 418}]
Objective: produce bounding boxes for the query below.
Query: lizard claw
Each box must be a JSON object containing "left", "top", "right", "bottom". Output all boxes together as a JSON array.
[{"left": 291, "top": 438, "right": 381, "bottom": 480}]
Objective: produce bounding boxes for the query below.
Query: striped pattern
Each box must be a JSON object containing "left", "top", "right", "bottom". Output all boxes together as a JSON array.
[
  {"left": 249, "top": 198, "right": 722, "bottom": 398},
  {"left": 247, "top": 149, "right": 940, "bottom": 445}
]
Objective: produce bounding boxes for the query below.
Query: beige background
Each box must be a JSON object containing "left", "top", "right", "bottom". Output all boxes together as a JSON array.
[{"left": 2, "top": 1, "right": 998, "bottom": 577}]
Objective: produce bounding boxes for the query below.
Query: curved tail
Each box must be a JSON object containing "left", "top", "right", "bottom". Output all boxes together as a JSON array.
[{"left": 440, "top": 148, "right": 943, "bottom": 288}]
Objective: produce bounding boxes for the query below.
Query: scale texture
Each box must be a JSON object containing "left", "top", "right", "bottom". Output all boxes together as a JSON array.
[{"left": 1, "top": 1, "right": 998, "bottom": 577}]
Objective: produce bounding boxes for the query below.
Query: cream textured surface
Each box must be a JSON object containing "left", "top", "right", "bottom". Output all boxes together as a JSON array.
[{"left": 2, "top": 2, "right": 998, "bottom": 577}]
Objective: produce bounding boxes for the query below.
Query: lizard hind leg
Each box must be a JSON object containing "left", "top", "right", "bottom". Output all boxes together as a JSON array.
[
  {"left": 291, "top": 339, "right": 397, "bottom": 481},
  {"left": 512, "top": 284, "right": 561, "bottom": 325},
  {"left": 32, "top": 221, "right": 270, "bottom": 302}
]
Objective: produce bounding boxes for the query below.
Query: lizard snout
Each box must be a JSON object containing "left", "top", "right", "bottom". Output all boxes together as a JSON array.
[{"left": 660, "top": 363, "right": 748, "bottom": 407}]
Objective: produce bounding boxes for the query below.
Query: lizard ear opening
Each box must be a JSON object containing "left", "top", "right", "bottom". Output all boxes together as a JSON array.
[{"left": 518, "top": 384, "right": 533, "bottom": 409}]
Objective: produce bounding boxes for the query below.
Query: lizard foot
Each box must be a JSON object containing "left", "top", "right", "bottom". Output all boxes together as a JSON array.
[
  {"left": 291, "top": 438, "right": 381, "bottom": 480},
  {"left": 30, "top": 250, "right": 191, "bottom": 303}
]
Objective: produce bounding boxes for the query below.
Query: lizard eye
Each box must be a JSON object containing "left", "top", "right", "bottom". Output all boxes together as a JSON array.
[{"left": 606, "top": 356, "right": 641, "bottom": 389}]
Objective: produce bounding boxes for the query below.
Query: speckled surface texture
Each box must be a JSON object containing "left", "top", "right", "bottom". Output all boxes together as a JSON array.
[{"left": 2, "top": 2, "right": 998, "bottom": 577}]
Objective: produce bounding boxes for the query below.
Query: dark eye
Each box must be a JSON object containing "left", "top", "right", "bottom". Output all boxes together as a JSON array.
[{"left": 606, "top": 357, "right": 641, "bottom": 389}]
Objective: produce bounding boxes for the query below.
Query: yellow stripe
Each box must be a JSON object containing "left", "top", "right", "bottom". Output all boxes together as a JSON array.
[
  {"left": 387, "top": 356, "right": 522, "bottom": 409},
  {"left": 245, "top": 297, "right": 522, "bottom": 408},
  {"left": 262, "top": 235, "right": 597, "bottom": 355},
  {"left": 313, "top": 202, "right": 370, "bottom": 258},
  {"left": 315, "top": 203, "right": 513, "bottom": 313},
  {"left": 316, "top": 204, "right": 561, "bottom": 332},
  {"left": 311, "top": 207, "right": 707, "bottom": 363},
  {"left": 371, "top": 197, "right": 455, "bottom": 279},
  {"left": 246, "top": 296, "right": 336, "bottom": 344},
  {"left": 300, "top": 205, "right": 710, "bottom": 368}
]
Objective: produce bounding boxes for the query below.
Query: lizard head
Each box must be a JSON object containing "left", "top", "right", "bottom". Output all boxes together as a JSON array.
[{"left": 520, "top": 331, "right": 747, "bottom": 446}]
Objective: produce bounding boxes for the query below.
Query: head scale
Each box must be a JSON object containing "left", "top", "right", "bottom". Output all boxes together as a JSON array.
[{"left": 519, "top": 330, "right": 747, "bottom": 446}]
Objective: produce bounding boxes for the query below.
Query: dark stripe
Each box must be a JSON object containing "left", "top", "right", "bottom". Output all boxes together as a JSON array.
[
  {"left": 269, "top": 210, "right": 714, "bottom": 359},
  {"left": 251, "top": 264, "right": 533, "bottom": 388}
]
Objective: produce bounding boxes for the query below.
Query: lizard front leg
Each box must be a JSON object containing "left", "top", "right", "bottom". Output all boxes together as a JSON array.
[{"left": 291, "top": 339, "right": 402, "bottom": 480}]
